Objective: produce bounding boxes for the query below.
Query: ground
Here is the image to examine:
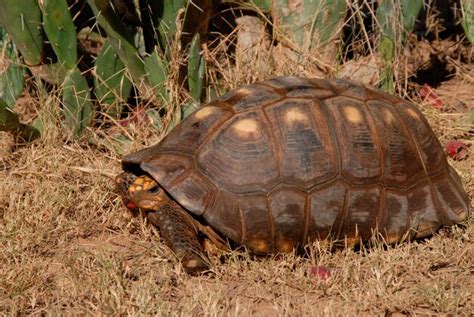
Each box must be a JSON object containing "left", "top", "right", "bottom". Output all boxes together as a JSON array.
[{"left": 1, "top": 34, "right": 473, "bottom": 316}]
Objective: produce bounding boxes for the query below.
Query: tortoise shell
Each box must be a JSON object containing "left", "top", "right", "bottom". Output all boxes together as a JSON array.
[{"left": 122, "top": 77, "right": 470, "bottom": 253}]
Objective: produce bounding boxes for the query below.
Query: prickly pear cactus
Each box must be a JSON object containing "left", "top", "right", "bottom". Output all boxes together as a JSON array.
[{"left": 0, "top": 0, "right": 44, "bottom": 65}]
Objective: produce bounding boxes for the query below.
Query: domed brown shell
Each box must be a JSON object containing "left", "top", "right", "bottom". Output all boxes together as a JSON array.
[{"left": 122, "top": 77, "right": 470, "bottom": 254}]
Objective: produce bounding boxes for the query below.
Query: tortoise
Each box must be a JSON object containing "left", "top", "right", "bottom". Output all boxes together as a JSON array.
[{"left": 115, "top": 77, "right": 470, "bottom": 273}]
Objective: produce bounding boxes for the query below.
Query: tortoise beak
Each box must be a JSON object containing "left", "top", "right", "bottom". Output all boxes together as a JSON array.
[
  {"left": 115, "top": 172, "right": 140, "bottom": 214},
  {"left": 126, "top": 201, "right": 138, "bottom": 209}
]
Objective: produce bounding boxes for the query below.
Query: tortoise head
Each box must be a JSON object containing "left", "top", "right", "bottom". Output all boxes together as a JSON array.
[{"left": 115, "top": 172, "right": 169, "bottom": 211}]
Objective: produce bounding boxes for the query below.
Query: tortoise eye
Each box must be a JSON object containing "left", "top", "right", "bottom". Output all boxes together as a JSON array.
[{"left": 148, "top": 185, "right": 160, "bottom": 194}]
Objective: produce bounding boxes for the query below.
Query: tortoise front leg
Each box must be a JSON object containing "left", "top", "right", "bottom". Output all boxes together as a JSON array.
[{"left": 146, "top": 201, "right": 210, "bottom": 274}]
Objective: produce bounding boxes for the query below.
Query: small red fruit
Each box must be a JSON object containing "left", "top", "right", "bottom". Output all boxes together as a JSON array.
[
  {"left": 308, "top": 265, "right": 331, "bottom": 280},
  {"left": 445, "top": 140, "right": 469, "bottom": 161}
]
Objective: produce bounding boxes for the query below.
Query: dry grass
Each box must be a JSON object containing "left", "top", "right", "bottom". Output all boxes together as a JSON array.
[
  {"left": 1, "top": 4, "right": 473, "bottom": 313},
  {"left": 1, "top": 78, "right": 472, "bottom": 316},
  {"left": 0, "top": 133, "right": 472, "bottom": 315}
]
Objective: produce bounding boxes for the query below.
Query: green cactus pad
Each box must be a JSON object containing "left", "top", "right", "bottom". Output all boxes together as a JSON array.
[
  {"left": 63, "top": 68, "right": 94, "bottom": 137},
  {"left": 87, "top": 0, "right": 146, "bottom": 85},
  {"left": 0, "top": 30, "right": 26, "bottom": 107},
  {"left": 0, "top": 99, "right": 40, "bottom": 142},
  {"left": 272, "top": 0, "right": 346, "bottom": 49},
  {"left": 42, "top": 0, "right": 77, "bottom": 68},
  {"left": 144, "top": 50, "right": 169, "bottom": 105},
  {"left": 377, "top": 0, "right": 422, "bottom": 91},
  {"left": 0, "top": 0, "right": 44, "bottom": 65},
  {"left": 462, "top": 1, "right": 474, "bottom": 44},
  {"left": 94, "top": 40, "right": 132, "bottom": 118}
]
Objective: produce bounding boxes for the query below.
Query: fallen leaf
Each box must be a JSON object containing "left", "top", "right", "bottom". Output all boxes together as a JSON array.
[
  {"left": 419, "top": 84, "right": 445, "bottom": 109},
  {"left": 445, "top": 140, "right": 469, "bottom": 160},
  {"left": 307, "top": 265, "right": 331, "bottom": 280}
]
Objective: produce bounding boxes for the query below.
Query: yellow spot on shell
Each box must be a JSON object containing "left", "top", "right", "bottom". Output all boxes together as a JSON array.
[
  {"left": 343, "top": 106, "right": 363, "bottom": 124},
  {"left": 236, "top": 87, "right": 252, "bottom": 95},
  {"left": 385, "top": 233, "right": 401, "bottom": 245},
  {"left": 277, "top": 240, "right": 294, "bottom": 253},
  {"left": 249, "top": 239, "right": 268, "bottom": 254},
  {"left": 284, "top": 108, "right": 309, "bottom": 125},
  {"left": 344, "top": 237, "right": 361, "bottom": 247},
  {"left": 406, "top": 108, "right": 419, "bottom": 119},
  {"left": 383, "top": 109, "right": 394, "bottom": 123},
  {"left": 232, "top": 118, "right": 260, "bottom": 136},
  {"left": 194, "top": 107, "right": 215, "bottom": 120}
]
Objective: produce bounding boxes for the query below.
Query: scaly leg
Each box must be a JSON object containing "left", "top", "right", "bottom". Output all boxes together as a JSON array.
[{"left": 146, "top": 201, "right": 210, "bottom": 274}]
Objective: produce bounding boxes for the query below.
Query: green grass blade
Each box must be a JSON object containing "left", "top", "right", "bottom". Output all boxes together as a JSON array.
[
  {"left": 187, "top": 34, "right": 205, "bottom": 102},
  {"left": 63, "top": 68, "right": 94, "bottom": 137},
  {"left": 41, "top": 0, "right": 77, "bottom": 68},
  {"left": 0, "top": 0, "right": 44, "bottom": 65}
]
